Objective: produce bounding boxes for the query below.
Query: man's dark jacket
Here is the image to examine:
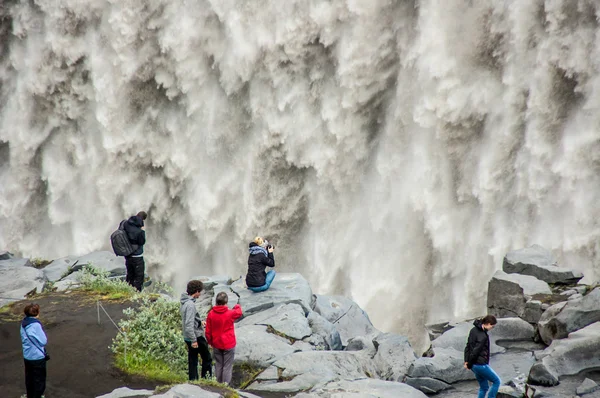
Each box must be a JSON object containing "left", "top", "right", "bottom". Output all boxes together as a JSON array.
[
  {"left": 464, "top": 319, "right": 490, "bottom": 369},
  {"left": 245, "top": 242, "right": 275, "bottom": 287},
  {"left": 123, "top": 215, "right": 145, "bottom": 256}
]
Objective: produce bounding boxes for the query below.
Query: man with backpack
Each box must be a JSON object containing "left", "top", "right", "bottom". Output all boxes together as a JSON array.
[{"left": 122, "top": 211, "right": 147, "bottom": 291}]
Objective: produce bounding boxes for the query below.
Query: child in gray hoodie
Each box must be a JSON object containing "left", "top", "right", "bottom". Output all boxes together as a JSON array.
[{"left": 180, "top": 280, "right": 212, "bottom": 380}]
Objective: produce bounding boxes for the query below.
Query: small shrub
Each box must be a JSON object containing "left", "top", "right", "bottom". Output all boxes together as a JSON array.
[
  {"left": 78, "top": 264, "right": 137, "bottom": 300},
  {"left": 30, "top": 257, "right": 52, "bottom": 269}
]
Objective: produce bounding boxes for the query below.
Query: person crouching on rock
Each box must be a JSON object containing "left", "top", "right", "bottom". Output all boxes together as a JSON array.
[
  {"left": 20, "top": 303, "right": 48, "bottom": 398},
  {"left": 180, "top": 280, "right": 212, "bottom": 380},
  {"left": 205, "top": 292, "right": 242, "bottom": 385},
  {"left": 245, "top": 236, "right": 275, "bottom": 292},
  {"left": 464, "top": 315, "right": 500, "bottom": 398}
]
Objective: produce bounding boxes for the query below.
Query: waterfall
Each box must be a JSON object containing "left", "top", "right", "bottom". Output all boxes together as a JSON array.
[{"left": 1, "top": 0, "right": 599, "bottom": 352}]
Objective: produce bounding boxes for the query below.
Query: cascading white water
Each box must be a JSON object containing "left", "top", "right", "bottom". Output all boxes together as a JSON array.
[{"left": 1, "top": 0, "right": 600, "bottom": 353}]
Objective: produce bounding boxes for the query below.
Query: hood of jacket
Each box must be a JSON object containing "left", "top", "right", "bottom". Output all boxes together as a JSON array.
[
  {"left": 180, "top": 292, "right": 195, "bottom": 305},
  {"left": 473, "top": 319, "right": 485, "bottom": 331},
  {"left": 127, "top": 215, "right": 144, "bottom": 228},
  {"left": 22, "top": 316, "right": 41, "bottom": 329},
  {"left": 211, "top": 305, "right": 230, "bottom": 314}
]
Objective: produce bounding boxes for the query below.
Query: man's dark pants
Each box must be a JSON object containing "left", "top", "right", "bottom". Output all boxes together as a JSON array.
[
  {"left": 24, "top": 358, "right": 46, "bottom": 398},
  {"left": 125, "top": 256, "right": 145, "bottom": 291},
  {"left": 185, "top": 337, "right": 212, "bottom": 380}
]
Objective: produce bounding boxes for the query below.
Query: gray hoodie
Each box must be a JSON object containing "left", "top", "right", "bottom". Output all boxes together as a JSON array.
[{"left": 180, "top": 293, "right": 204, "bottom": 341}]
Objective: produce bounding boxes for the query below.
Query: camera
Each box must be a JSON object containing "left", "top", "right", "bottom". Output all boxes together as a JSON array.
[{"left": 264, "top": 240, "right": 273, "bottom": 250}]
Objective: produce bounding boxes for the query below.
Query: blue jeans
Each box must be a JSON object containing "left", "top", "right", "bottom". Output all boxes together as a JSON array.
[
  {"left": 248, "top": 270, "right": 276, "bottom": 292},
  {"left": 471, "top": 364, "right": 501, "bottom": 398}
]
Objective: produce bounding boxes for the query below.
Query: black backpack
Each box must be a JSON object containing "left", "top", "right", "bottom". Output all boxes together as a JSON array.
[{"left": 110, "top": 220, "right": 137, "bottom": 257}]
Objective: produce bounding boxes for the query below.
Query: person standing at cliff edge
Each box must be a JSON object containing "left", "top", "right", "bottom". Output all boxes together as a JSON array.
[
  {"left": 124, "top": 211, "right": 147, "bottom": 292},
  {"left": 464, "top": 315, "right": 501, "bottom": 398},
  {"left": 245, "top": 236, "right": 275, "bottom": 292}
]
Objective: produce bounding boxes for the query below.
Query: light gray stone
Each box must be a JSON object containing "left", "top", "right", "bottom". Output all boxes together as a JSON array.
[
  {"left": 405, "top": 377, "right": 452, "bottom": 394},
  {"left": 306, "top": 310, "right": 342, "bottom": 350},
  {"left": 304, "top": 378, "right": 429, "bottom": 398},
  {"left": 71, "top": 251, "right": 126, "bottom": 276},
  {"left": 150, "top": 384, "right": 221, "bottom": 397},
  {"left": 231, "top": 273, "right": 313, "bottom": 316},
  {"left": 0, "top": 259, "right": 46, "bottom": 307},
  {"left": 53, "top": 279, "right": 82, "bottom": 292},
  {"left": 488, "top": 270, "right": 552, "bottom": 319},
  {"left": 407, "top": 347, "right": 475, "bottom": 384},
  {"left": 490, "top": 351, "right": 535, "bottom": 386},
  {"left": 191, "top": 275, "right": 233, "bottom": 291},
  {"left": 372, "top": 332, "right": 418, "bottom": 381},
  {"left": 567, "top": 293, "right": 583, "bottom": 301},
  {"left": 538, "top": 288, "right": 600, "bottom": 345},
  {"left": 235, "top": 325, "right": 297, "bottom": 367},
  {"left": 292, "top": 340, "right": 315, "bottom": 352},
  {"left": 345, "top": 336, "right": 377, "bottom": 356},
  {"left": 528, "top": 322, "right": 600, "bottom": 386},
  {"left": 43, "top": 255, "right": 79, "bottom": 282},
  {"left": 314, "top": 294, "right": 379, "bottom": 346},
  {"left": 503, "top": 245, "right": 583, "bottom": 284},
  {"left": 523, "top": 300, "right": 544, "bottom": 324},
  {"left": 96, "top": 387, "right": 154, "bottom": 398},
  {"left": 248, "top": 351, "right": 378, "bottom": 393},
  {"left": 0, "top": 251, "right": 13, "bottom": 260},
  {"left": 577, "top": 378, "right": 599, "bottom": 396},
  {"left": 237, "top": 303, "right": 311, "bottom": 340}
]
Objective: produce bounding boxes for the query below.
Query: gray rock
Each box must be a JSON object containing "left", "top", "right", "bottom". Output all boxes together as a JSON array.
[
  {"left": 235, "top": 325, "right": 297, "bottom": 367},
  {"left": 0, "top": 259, "right": 46, "bottom": 307},
  {"left": 314, "top": 294, "right": 379, "bottom": 346},
  {"left": 230, "top": 273, "right": 313, "bottom": 316},
  {"left": 345, "top": 336, "right": 377, "bottom": 355},
  {"left": 567, "top": 293, "right": 583, "bottom": 301},
  {"left": 71, "top": 251, "right": 126, "bottom": 276},
  {"left": 247, "top": 351, "right": 377, "bottom": 393},
  {"left": 96, "top": 387, "right": 154, "bottom": 397},
  {"left": 523, "top": 300, "right": 544, "bottom": 324},
  {"left": 43, "top": 256, "right": 79, "bottom": 282},
  {"left": 528, "top": 322, "right": 600, "bottom": 386},
  {"left": 405, "top": 377, "right": 452, "bottom": 394},
  {"left": 538, "top": 288, "right": 600, "bottom": 345},
  {"left": 488, "top": 271, "right": 552, "bottom": 319},
  {"left": 577, "top": 378, "right": 599, "bottom": 396},
  {"left": 0, "top": 251, "right": 13, "bottom": 260},
  {"left": 497, "top": 385, "right": 522, "bottom": 397},
  {"left": 292, "top": 340, "right": 315, "bottom": 352},
  {"left": 306, "top": 310, "right": 342, "bottom": 350},
  {"left": 211, "top": 284, "right": 239, "bottom": 308},
  {"left": 53, "top": 279, "right": 82, "bottom": 292},
  {"left": 372, "top": 332, "right": 418, "bottom": 381},
  {"left": 302, "top": 378, "right": 429, "bottom": 397},
  {"left": 150, "top": 384, "right": 221, "bottom": 397},
  {"left": 407, "top": 347, "right": 475, "bottom": 384},
  {"left": 191, "top": 275, "right": 233, "bottom": 291},
  {"left": 237, "top": 303, "right": 311, "bottom": 340},
  {"left": 490, "top": 351, "right": 535, "bottom": 386},
  {"left": 503, "top": 245, "right": 583, "bottom": 284}
]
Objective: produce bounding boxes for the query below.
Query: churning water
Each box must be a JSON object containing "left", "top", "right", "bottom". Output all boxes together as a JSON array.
[{"left": 1, "top": 0, "right": 599, "bottom": 352}]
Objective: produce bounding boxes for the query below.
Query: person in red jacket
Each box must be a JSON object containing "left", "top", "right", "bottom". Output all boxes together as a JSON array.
[{"left": 205, "top": 292, "right": 243, "bottom": 385}]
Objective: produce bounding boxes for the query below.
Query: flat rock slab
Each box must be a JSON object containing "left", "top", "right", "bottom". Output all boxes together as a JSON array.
[
  {"left": 503, "top": 245, "right": 583, "bottom": 284},
  {"left": 43, "top": 255, "right": 79, "bottom": 282},
  {"left": 231, "top": 273, "right": 313, "bottom": 316},
  {"left": 235, "top": 325, "right": 298, "bottom": 367},
  {"left": 150, "top": 384, "right": 222, "bottom": 397},
  {"left": 405, "top": 376, "right": 452, "bottom": 394},
  {"left": 372, "top": 332, "right": 417, "bottom": 381},
  {"left": 0, "top": 260, "right": 46, "bottom": 307},
  {"left": 96, "top": 387, "right": 154, "bottom": 397},
  {"left": 314, "top": 294, "right": 378, "bottom": 346},
  {"left": 296, "top": 378, "right": 428, "bottom": 398},
  {"left": 488, "top": 271, "right": 552, "bottom": 318},
  {"left": 237, "top": 303, "right": 311, "bottom": 340},
  {"left": 407, "top": 347, "right": 475, "bottom": 384}
]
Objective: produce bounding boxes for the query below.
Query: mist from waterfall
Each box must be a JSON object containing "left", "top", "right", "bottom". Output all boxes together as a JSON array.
[{"left": 2, "top": 0, "right": 600, "bottom": 352}]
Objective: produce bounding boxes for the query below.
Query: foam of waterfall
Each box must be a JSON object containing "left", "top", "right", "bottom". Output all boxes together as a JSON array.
[{"left": 1, "top": 0, "right": 599, "bottom": 353}]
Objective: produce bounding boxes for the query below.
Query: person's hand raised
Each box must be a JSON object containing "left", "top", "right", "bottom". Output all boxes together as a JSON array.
[{"left": 268, "top": 246, "right": 274, "bottom": 253}]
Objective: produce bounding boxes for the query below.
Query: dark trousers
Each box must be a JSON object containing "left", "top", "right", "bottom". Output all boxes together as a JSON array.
[
  {"left": 185, "top": 337, "right": 212, "bottom": 380},
  {"left": 24, "top": 358, "right": 46, "bottom": 398},
  {"left": 213, "top": 347, "right": 235, "bottom": 385},
  {"left": 125, "top": 256, "right": 145, "bottom": 291}
]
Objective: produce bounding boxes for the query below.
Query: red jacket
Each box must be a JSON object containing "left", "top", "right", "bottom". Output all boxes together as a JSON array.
[{"left": 205, "top": 304, "right": 243, "bottom": 350}]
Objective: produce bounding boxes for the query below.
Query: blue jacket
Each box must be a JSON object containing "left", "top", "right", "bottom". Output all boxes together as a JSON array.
[{"left": 20, "top": 317, "right": 47, "bottom": 361}]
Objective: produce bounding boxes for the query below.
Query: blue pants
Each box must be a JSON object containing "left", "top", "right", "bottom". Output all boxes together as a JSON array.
[
  {"left": 248, "top": 270, "right": 276, "bottom": 292},
  {"left": 471, "top": 364, "right": 501, "bottom": 398}
]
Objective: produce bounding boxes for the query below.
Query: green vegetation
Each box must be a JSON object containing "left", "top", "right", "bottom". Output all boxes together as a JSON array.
[
  {"left": 234, "top": 361, "right": 266, "bottom": 389},
  {"left": 77, "top": 264, "right": 137, "bottom": 300},
  {"left": 29, "top": 257, "right": 52, "bottom": 269}
]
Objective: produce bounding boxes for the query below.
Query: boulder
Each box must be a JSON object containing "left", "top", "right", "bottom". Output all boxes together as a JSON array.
[
  {"left": 490, "top": 351, "right": 536, "bottom": 386},
  {"left": 313, "top": 294, "right": 379, "bottom": 346},
  {"left": 0, "top": 251, "right": 13, "bottom": 260},
  {"left": 344, "top": 336, "right": 377, "bottom": 356},
  {"left": 191, "top": 275, "right": 233, "bottom": 291},
  {"left": 488, "top": 271, "right": 552, "bottom": 319},
  {"left": 306, "top": 310, "right": 342, "bottom": 350},
  {"left": 577, "top": 378, "right": 600, "bottom": 396},
  {"left": 296, "top": 378, "right": 428, "bottom": 398},
  {"left": 407, "top": 347, "right": 475, "bottom": 384},
  {"left": 235, "top": 325, "right": 298, "bottom": 367},
  {"left": 150, "top": 384, "right": 221, "bottom": 397},
  {"left": 405, "top": 377, "right": 452, "bottom": 394},
  {"left": 230, "top": 273, "right": 313, "bottom": 316},
  {"left": 237, "top": 303, "right": 312, "bottom": 340},
  {"left": 372, "top": 332, "right": 418, "bottom": 381},
  {"left": 247, "top": 351, "right": 378, "bottom": 393},
  {"left": 43, "top": 255, "right": 79, "bottom": 282},
  {"left": 537, "top": 288, "right": 600, "bottom": 345},
  {"left": 96, "top": 387, "right": 154, "bottom": 397},
  {"left": 528, "top": 322, "right": 600, "bottom": 386},
  {"left": 503, "top": 245, "right": 583, "bottom": 284},
  {"left": 0, "top": 259, "right": 46, "bottom": 307}
]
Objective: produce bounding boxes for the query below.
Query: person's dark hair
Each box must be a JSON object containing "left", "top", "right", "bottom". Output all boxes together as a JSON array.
[
  {"left": 215, "top": 292, "right": 229, "bottom": 306},
  {"left": 24, "top": 303, "right": 40, "bottom": 317},
  {"left": 137, "top": 211, "right": 148, "bottom": 220},
  {"left": 481, "top": 315, "right": 497, "bottom": 325},
  {"left": 186, "top": 280, "right": 204, "bottom": 295}
]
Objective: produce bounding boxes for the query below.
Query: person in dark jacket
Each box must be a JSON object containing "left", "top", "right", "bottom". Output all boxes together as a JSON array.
[
  {"left": 20, "top": 303, "right": 48, "bottom": 398},
  {"left": 245, "top": 236, "right": 275, "bottom": 292},
  {"left": 464, "top": 315, "right": 500, "bottom": 398},
  {"left": 124, "top": 211, "right": 147, "bottom": 291}
]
